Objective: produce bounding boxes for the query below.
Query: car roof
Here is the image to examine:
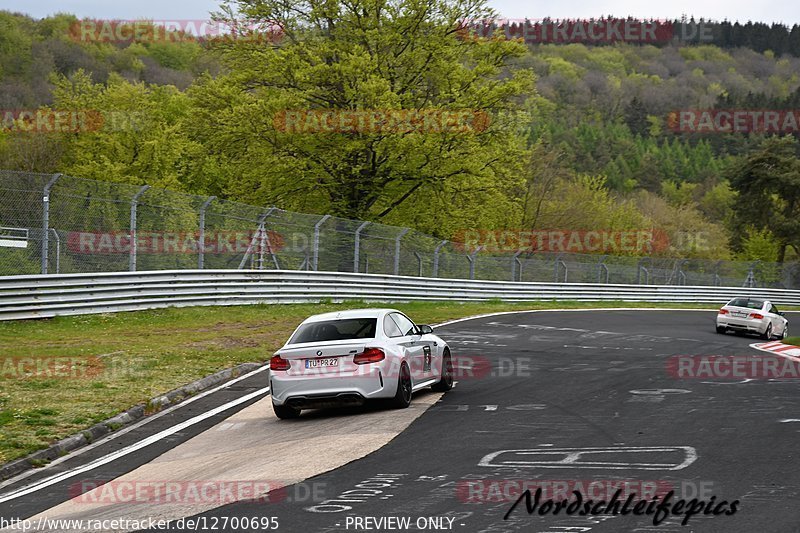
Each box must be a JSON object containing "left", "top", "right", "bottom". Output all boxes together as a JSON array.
[
  {"left": 302, "top": 308, "right": 401, "bottom": 323},
  {"left": 727, "top": 297, "right": 767, "bottom": 305}
]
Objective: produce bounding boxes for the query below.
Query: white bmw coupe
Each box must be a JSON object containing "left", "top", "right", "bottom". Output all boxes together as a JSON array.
[
  {"left": 716, "top": 297, "right": 789, "bottom": 340},
  {"left": 269, "top": 308, "right": 453, "bottom": 419}
]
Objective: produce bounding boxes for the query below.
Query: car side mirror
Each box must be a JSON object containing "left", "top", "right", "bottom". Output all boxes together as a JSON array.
[
  {"left": 417, "top": 325, "right": 434, "bottom": 335},
  {"left": 778, "top": 312, "right": 785, "bottom": 316}
]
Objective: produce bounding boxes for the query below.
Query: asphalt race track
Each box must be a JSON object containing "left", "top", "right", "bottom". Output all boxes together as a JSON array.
[{"left": 2, "top": 309, "right": 799, "bottom": 533}]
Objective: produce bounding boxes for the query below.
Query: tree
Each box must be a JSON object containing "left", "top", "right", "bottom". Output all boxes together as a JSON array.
[
  {"left": 736, "top": 228, "right": 779, "bottom": 262},
  {"left": 698, "top": 179, "right": 736, "bottom": 223},
  {"left": 790, "top": 25, "right": 800, "bottom": 57},
  {"left": 51, "top": 70, "right": 207, "bottom": 193},
  {"left": 624, "top": 97, "right": 648, "bottom": 137},
  {"left": 0, "top": 131, "right": 65, "bottom": 172},
  {"left": 634, "top": 190, "right": 731, "bottom": 259},
  {"left": 192, "top": 0, "right": 535, "bottom": 220},
  {"left": 523, "top": 172, "right": 652, "bottom": 254},
  {"left": 727, "top": 136, "right": 800, "bottom": 262},
  {"left": 521, "top": 142, "right": 572, "bottom": 229}
]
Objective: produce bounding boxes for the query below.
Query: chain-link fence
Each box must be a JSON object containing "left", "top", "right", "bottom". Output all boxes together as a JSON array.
[{"left": 1, "top": 170, "right": 798, "bottom": 288}]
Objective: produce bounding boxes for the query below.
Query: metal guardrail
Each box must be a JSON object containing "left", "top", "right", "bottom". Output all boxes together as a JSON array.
[{"left": 1, "top": 270, "right": 800, "bottom": 321}]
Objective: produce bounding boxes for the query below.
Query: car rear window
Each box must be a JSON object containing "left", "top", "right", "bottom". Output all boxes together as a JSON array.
[
  {"left": 728, "top": 298, "right": 764, "bottom": 310},
  {"left": 289, "top": 318, "right": 377, "bottom": 344}
]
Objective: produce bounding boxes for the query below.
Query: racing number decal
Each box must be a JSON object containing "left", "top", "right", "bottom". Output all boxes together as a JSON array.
[{"left": 423, "top": 345, "right": 432, "bottom": 372}]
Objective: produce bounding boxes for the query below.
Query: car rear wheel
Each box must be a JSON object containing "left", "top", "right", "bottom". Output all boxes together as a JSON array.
[
  {"left": 715, "top": 326, "right": 726, "bottom": 334},
  {"left": 432, "top": 350, "right": 453, "bottom": 392},
  {"left": 390, "top": 362, "right": 412, "bottom": 409},
  {"left": 273, "top": 401, "right": 300, "bottom": 420},
  {"left": 762, "top": 323, "right": 773, "bottom": 340}
]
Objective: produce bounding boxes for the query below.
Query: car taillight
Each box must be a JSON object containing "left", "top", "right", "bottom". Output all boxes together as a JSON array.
[
  {"left": 719, "top": 309, "right": 729, "bottom": 315},
  {"left": 270, "top": 355, "right": 291, "bottom": 371},
  {"left": 749, "top": 313, "right": 764, "bottom": 319},
  {"left": 353, "top": 347, "right": 385, "bottom": 365}
]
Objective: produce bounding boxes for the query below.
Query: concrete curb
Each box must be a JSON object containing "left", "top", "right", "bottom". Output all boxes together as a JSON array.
[
  {"left": 749, "top": 340, "right": 800, "bottom": 360},
  {"left": 0, "top": 362, "right": 263, "bottom": 481}
]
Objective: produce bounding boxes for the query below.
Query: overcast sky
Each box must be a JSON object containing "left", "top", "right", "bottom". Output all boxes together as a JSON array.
[{"left": 5, "top": 0, "right": 799, "bottom": 25}]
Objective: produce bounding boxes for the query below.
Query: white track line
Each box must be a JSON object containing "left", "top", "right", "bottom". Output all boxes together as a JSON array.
[
  {"left": 0, "top": 386, "right": 270, "bottom": 503},
  {"left": 433, "top": 307, "right": 715, "bottom": 328},
  {"left": 0, "top": 365, "right": 270, "bottom": 490}
]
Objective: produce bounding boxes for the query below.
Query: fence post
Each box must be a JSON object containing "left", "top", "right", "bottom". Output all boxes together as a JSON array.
[
  {"left": 259, "top": 208, "right": 279, "bottom": 270},
  {"left": 394, "top": 228, "right": 410, "bottom": 276},
  {"left": 554, "top": 253, "right": 568, "bottom": 283},
  {"left": 467, "top": 246, "right": 483, "bottom": 280},
  {"left": 677, "top": 259, "right": 688, "bottom": 285},
  {"left": 129, "top": 185, "right": 150, "bottom": 272},
  {"left": 744, "top": 260, "right": 760, "bottom": 288},
  {"left": 41, "top": 173, "right": 61, "bottom": 274},
  {"left": 414, "top": 252, "right": 423, "bottom": 277},
  {"left": 433, "top": 240, "right": 448, "bottom": 278},
  {"left": 312, "top": 215, "right": 331, "bottom": 271},
  {"left": 299, "top": 249, "right": 311, "bottom": 271},
  {"left": 238, "top": 207, "right": 278, "bottom": 270},
  {"left": 262, "top": 208, "right": 281, "bottom": 270},
  {"left": 713, "top": 261, "right": 722, "bottom": 286},
  {"left": 554, "top": 253, "right": 560, "bottom": 282},
  {"left": 597, "top": 255, "right": 609, "bottom": 284},
  {"left": 637, "top": 258, "right": 650, "bottom": 285},
  {"left": 511, "top": 251, "right": 523, "bottom": 282},
  {"left": 354, "top": 221, "right": 370, "bottom": 272},
  {"left": 50, "top": 229, "right": 61, "bottom": 274},
  {"left": 197, "top": 196, "right": 216, "bottom": 269}
]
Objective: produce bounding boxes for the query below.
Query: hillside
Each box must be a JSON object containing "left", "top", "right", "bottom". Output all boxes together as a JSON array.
[{"left": 0, "top": 8, "right": 798, "bottom": 263}]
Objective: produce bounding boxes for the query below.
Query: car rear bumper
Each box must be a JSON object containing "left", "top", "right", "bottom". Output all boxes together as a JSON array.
[
  {"left": 717, "top": 316, "right": 766, "bottom": 333},
  {"left": 282, "top": 392, "right": 367, "bottom": 410},
  {"left": 270, "top": 369, "right": 395, "bottom": 406}
]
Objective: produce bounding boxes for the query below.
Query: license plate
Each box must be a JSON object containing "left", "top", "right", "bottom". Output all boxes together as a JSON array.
[
  {"left": 732, "top": 312, "right": 748, "bottom": 318},
  {"left": 305, "top": 358, "right": 339, "bottom": 368}
]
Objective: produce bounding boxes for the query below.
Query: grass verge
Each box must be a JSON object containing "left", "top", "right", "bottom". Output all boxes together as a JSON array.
[
  {"left": 0, "top": 300, "right": 794, "bottom": 464},
  {"left": 784, "top": 337, "right": 800, "bottom": 347}
]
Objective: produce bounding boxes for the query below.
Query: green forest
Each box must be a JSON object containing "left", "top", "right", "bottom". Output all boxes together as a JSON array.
[{"left": 0, "top": 2, "right": 799, "bottom": 263}]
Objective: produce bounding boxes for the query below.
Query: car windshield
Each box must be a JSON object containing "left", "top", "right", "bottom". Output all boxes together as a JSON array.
[
  {"left": 288, "top": 318, "right": 377, "bottom": 344},
  {"left": 728, "top": 298, "right": 764, "bottom": 310}
]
